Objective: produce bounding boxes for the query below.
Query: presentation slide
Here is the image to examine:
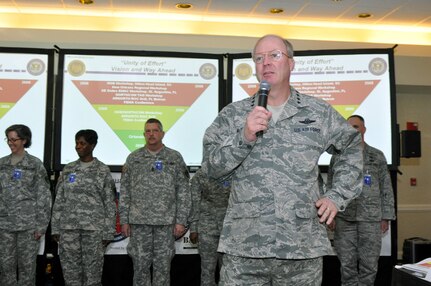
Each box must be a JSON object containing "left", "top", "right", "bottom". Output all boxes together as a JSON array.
[
  {"left": 230, "top": 51, "right": 395, "bottom": 166},
  {"left": 56, "top": 52, "right": 221, "bottom": 170},
  {"left": 0, "top": 49, "right": 52, "bottom": 162}
]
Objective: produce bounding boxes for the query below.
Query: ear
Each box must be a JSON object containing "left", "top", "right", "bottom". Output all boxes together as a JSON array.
[{"left": 289, "top": 58, "right": 295, "bottom": 71}]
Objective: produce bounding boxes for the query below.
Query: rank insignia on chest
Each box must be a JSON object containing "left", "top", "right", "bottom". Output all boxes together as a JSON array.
[
  {"left": 68, "top": 173, "right": 76, "bottom": 183},
  {"left": 13, "top": 169, "right": 22, "bottom": 180},
  {"left": 364, "top": 174, "right": 371, "bottom": 186}
]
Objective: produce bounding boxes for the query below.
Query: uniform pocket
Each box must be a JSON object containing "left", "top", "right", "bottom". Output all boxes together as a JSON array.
[{"left": 229, "top": 201, "right": 260, "bottom": 219}]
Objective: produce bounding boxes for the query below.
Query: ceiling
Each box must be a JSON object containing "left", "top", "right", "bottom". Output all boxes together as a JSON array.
[
  {"left": 0, "top": 0, "right": 430, "bottom": 27},
  {"left": 0, "top": 0, "right": 430, "bottom": 56}
]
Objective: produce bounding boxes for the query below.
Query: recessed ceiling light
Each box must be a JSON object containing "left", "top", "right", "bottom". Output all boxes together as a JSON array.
[
  {"left": 331, "top": 0, "right": 343, "bottom": 2},
  {"left": 176, "top": 3, "right": 193, "bottom": 9},
  {"left": 270, "top": 8, "right": 284, "bottom": 14},
  {"left": 79, "top": 0, "right": 94, "bottom": 4},
  {"left": 357, "top": 13, "right": 372, "bottom": 18}
]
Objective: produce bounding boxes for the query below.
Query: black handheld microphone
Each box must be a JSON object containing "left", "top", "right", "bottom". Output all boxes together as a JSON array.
[{"left": 256, "top": 80, "right": 271, "bottom": 137}]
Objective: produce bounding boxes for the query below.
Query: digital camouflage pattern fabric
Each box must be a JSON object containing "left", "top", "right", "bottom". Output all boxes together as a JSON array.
[
  {"left": 51, "top": 158, "right": 116, "bottom": 285},
  {"left": 328, "top": 143, "right": 395, "bottom": 285},
  {"left": 328, "top": 143, "right": 395, "bottom": 222},
  {"left": 0, "top": 152, "right": 51, "bottom": 233},
  {"left": 119, "top": 146, "right": 190, "bottom": 226},
  {"left": 119, "top": 145, "right": 191, "bottom": 286},
  {"left": 202, "top": 87, "right": 363, "bottom": 259},
  {"left": 51, "top": 158, "right": 116, "bottom": 239},
  {"left": 0, "top": 152, "right": 51, "bottom": 286},
  {"left": 189, "top": 168, "right": 231, "bottom": 286}
]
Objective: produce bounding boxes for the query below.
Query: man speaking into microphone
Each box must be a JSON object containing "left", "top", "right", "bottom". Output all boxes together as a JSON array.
[{"left": 201, "top": 34, "right": 363, "bottom": 285}]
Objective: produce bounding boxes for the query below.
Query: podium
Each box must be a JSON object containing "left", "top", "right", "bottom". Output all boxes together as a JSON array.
[{"left": 392, "top": 267, "right": 431, "bottom": 286}]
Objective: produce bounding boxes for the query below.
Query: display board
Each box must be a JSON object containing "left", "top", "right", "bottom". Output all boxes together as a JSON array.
[
  {"left": 0, "top": 47, "right": 54, "bottom": 166},
  {"left": 55, "top": 50, "right": 222, "bottom": 171},
  {"left": 228, "top": 49, "right": 397, "bottom": 168}
]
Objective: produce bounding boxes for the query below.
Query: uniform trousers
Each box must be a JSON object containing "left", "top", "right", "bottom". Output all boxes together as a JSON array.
[
  {"left": 0, "top": 230, "right": 39, "bottom": 286},
  {"left": 333, "top": 218, "right": 381, "bottom": 286},
  {"left": 219, "top": 254, "right": 322, "bottom": 286},
  {"left": 199, "top": 232, "right": 222, "bottom": 286},
  {"left": 127, "top": 224, "right": 174, "bottom": 286},
  {"left": 59, "top": 229, "right": 104, "bottom": 286}
]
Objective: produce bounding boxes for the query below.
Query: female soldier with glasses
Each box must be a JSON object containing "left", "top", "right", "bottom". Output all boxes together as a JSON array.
[{"left": 0, "top": 124, "right": 51, "bottom": 285}]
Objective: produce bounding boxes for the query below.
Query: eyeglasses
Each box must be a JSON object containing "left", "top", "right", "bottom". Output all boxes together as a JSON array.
[
  {"left": 253, "top": 49, "right": 291, "bottom": 64},
  {"left": 4, "top": 137, "right": 22, "bottom": 143}
]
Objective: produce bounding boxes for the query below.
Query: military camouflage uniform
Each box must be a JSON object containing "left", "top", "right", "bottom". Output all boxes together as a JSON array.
[
  {"left": 328, "top": 143, "right": 395, "bottom": 286},
  {"left": 189, "top": 168, "right": 230, "bottom": 286},
  {"left": 51, "top": 158, "right": 116, "bottom": 286},
  {"left": 202, "top": 87, "right": 363, "bottom": 285},
  {"left": 0, "top": 152, "right": 51, "bottom": 286},
  {"left": 119, "top": 146, "right": 190, "bottom": 286}
]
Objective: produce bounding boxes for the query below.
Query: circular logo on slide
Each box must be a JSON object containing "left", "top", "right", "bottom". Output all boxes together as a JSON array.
[
  {"left": 235, "top": 63, "right": 253, "bottom": 80},
  {"left": 67, "top": 60, "right": 86, "bottom": 77},
  {"left": 368, "top": 57, "right": 387, "bottom": 76},
  {"left": 199, "top": 63, "right": 217, "bottom": 80},
  {"left": 27, "top": 59, "right": 45, "bottom": 76}
]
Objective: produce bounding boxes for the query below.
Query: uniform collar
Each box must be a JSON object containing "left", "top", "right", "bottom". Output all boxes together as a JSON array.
[{"left": 278, "top": 87, "right": 309, "bottom": 121}]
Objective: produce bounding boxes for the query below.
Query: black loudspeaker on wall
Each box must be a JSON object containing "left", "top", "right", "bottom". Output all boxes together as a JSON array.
[{"left": 401, "top": 130, "right": 421, "bottom": 158}]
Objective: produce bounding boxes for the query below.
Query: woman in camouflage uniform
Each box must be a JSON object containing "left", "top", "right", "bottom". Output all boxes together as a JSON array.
[
  {"left": 0, "top": 124, "right": 51, "bottom": 286},
  {"left": 51, "top": 129, "right": 116, "bottom": 286}
]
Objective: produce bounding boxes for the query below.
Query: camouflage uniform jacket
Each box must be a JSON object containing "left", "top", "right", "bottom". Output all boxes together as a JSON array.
[
  {"left": 189, "top": 168, "right": 230, "bottom": 235},
  {"left": 202, "top": 87, "right": 363, "bottom": 259},
  {"left": 51, "top": 158, "right": 116, "bottom": 240},
  {"left": 328, "top": 143, "right": 395, "bottom": 222},
  {"left": 119, "top": 145, "right": 191, "bottom": 226},
  {"left": 0, "top": 152, "right": 51, "bottom": 234}
]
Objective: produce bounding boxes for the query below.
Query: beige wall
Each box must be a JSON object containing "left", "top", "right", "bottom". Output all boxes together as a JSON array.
[
  {"left": 396, "top": 88, "right": 431, "bottom": 259},
  {"left": 1, "top": 28, "right": 430, "bottom": 259},
  {"left": 394, "top": 56, "right": 431, "bottom": 258}
]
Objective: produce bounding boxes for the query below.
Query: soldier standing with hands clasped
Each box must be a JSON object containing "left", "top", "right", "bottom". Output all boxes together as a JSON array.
[
  {"left": 0, "top": 124, "right": 51, "bottom": 286},
  {"left": 51, "top": 129, "right": 117, "bottom": 286},
  {"left": 119, "top": 118, "right": 191, "bottom": 286}
]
